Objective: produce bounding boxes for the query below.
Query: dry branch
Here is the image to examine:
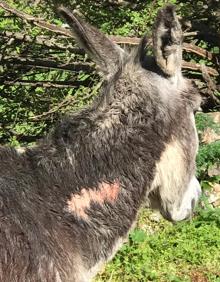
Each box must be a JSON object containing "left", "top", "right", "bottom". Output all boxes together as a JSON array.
[
  {"left": 0, "top": 1, "right": 73, "bottom": 37},
  {"left": 201, "top": 64, "right": 220, "bottom": 104},
  {"left": 30, "top": 96, "right": 75, "bottom": 121},
  {"left": 110, "top": 35, "right": 141, "bottom": 45},
  {"left": 0, "top": 31, "right": 84, "bottom": 54},
  {"left": 0, "top": 0, "right": 218, "bottom": 78},
  {"left": 182, "top": 61, "right": 218, "bottom": 77},
  {"left": 0, "top": 2, "right": 216, "bottom": 59},
  {"left": 2, "top": 79, "right": 90, "bottom": 88},
  {"left": 1, "top": 56, "right": 94, "bottom": 72},
  {"left": 30, "top": 91, "right": 95, "bottom": 121},
  {"left": 183, "top": 43, "right": 213, "bottom": 61},
  {"left": 2, "top": 55, "right": 217, "bottom": 77},
  {"left": 1, "top": 33, "right": 218, "bottom": 77},
  {"left": 110, "top": 36, "right": 214, "bottom": 60}
]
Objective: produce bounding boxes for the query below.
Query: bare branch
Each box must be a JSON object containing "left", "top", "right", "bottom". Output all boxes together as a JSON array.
[
  {"left": 0, "top": 2, "right": 215, "bottom": 62},
  {"left": 182, "top": 61, "right": 218, "bottom": 77},
  {"left": 30, "top": 91, "right": 95, "bottom": 121},
  {"left": 183, "top": 43, "right": 213, "bottom": 60},
  {"left": 201, "top": 64, "right": 219, "bottom": 104},
  {"left": 0, "top": 1, "right": 218, "bottom": 79},
  {"left": 2, "top": 79, "right": 91, "bottom": 88},
  {"left": 1, "top": 56, "right": 94, "bottom": 72},
  {"left": 110, "top": 35, "right": 141, "bottom": 45},
  {"left": 183, "top": 31, "right": 198, "bottom": 37},
  {"left": 0, "top": 1, "right": 73, "bottom": 37},
  {"left": 30, "top": 96, "right": 75, "bottom": 121},
  {"left": 0, "top": 31, "right": 84, "bottom": 54},
  {"left": 1, "top": 32, "right": 217, "bottom": 76},
  {"left": 110, "top": 36, "right": 214, "bottom": 61}
]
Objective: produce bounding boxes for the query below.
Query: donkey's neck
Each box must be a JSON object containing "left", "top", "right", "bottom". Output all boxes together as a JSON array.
[
  {"left": 18, "top": 73, "right": 171, "bottom": 280},
  {"left": 31, "top": 76, "right": 167, "bottom": 202}
]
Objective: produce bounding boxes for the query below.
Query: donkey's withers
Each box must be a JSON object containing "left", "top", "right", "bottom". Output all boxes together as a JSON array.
[{"left": 0, "top": 5, "right": 201, "bottom": 282}]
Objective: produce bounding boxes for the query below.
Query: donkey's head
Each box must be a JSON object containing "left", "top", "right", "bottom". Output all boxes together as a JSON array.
[{"left": 58, "top": 5, "right": 201, "bottom": 222}]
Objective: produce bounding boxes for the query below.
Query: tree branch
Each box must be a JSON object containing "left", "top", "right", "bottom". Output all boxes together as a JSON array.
[
  {"left": 30, "top": 96, "right": 75, "bottom": 121},
  {"left": 0, "top": 1, "right": 73, "bottom": 37},
  {"left": 1, "top": 54, "right": 218, "bottom": 78},
  {"left": 183, "top": 43, "right": 213, "bottom": 60},
  {"left": 2, "top": 79, "right": 91, "bottom": 88},
  {"left": 182, "top": 61, "right": 218, "bottom": 77},
  {"left": 1, "top": 56, "right": 94, "bottom": 72},
  {"left": 0, "top": 2, "right": 216, "bottom": 63},
  {"left": 30, "top": 91, "right": 95, "bottom": 121},
  {"left": 110, "top": 36, "right": 214, "bottom": 60},
  {"left": 0, "top": 1, "right": 218, "bottom": 78},
  {"left": 201, "top": 64, "right": 219, "bottom": 104},
  {"left": 110, "top": 35, "right": 141, "bottom": 45},
  {"left": 0, "top": 31, "right": 84, "bottom": 54}
]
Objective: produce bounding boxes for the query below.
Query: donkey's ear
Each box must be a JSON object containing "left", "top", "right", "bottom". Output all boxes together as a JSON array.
[
  {"left": 153, "top": 5, "right": 183, "bottom": 76},
  {"left": 133, "top": 35, "right": 148, "bottom": 65},
  {"left": 58, "top": 7, "right": 124, "bottom": 76}
]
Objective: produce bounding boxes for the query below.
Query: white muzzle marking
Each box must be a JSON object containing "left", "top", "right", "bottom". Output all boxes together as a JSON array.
[{"left": 170, "top": 176, "right": 201, "bottom": 222}]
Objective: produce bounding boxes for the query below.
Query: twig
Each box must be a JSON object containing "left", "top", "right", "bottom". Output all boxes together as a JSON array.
[
  {"left": 0, "top": 1, "right": 73, "bottom": 37},
  {"left": 110, "top": 35, "right": 141, "bottom": 45},
  {"left": 2, "top": 79, "right": 91, "bottom": 88},
  {"left": 182, "top": 61, "right": 218, "bottom": 77},
  {"left": 201, "top": 64, "right": 219, "bottom": 104},
  {"left": 30, "top": 91, "right": 95, "bottom": 121},
  {"left": 183, "top": 31, "right": 198, "bottom": 37},
  {"left": 183, "top": 43, "right": 213, "bottom": 60},
  {"left": 1, "top": 56, "right": 94, "bottom": 72},
  {"left": 0, "top": 31, "right": 84, "bottom": 54},
  {"left": 1, "top": 55, "right": 218, "bottom": 77},
  {"left": 30, "top": 96, "right": 75, "bottom": 120},
  {"left": 0, "top": 1, "right": 218, "bottom": 78},
  {"left": 0, "top": 2, "right": 216, "bottom": 62}
]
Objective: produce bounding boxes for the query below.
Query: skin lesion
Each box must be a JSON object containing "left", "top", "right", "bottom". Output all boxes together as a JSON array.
[{"left": 67, "top": 181, "right": 120, "bottom": 219}]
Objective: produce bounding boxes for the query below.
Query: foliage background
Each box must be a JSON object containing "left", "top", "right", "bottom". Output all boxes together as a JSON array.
[
  {"left": 0, "top": 0, "right": 220, "bottom": 281},
  {"left": 0, "top": 0, "right": 219, "bottom": 145}
]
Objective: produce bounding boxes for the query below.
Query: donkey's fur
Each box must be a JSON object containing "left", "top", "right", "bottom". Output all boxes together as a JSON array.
[{"left": 0, "top": 5, "right": 201, "bottom": 282}]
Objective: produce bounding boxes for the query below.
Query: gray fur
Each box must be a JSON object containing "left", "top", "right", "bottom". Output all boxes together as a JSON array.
[
  {"left": 153, "top": 5, "right": 183, "bottom": 76},
  {"left": 0, "top": 5, "right": 201, "bottom": 281}
]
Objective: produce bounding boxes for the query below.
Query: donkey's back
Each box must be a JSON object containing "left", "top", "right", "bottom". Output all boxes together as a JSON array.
[{"left": 0, "top": 146, "right": 72, "bottom": 281}]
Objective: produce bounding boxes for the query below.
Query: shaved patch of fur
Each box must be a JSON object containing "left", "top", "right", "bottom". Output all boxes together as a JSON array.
[{"left": 67, "top": 181, "right": 120, "bottom": 219}]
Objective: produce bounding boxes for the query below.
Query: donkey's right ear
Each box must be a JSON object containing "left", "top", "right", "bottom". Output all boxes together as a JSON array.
[
  {"left": 58, "top": 7, "right": 124, "bottom": 77},
  {"left": 153, "top": 5, "right": 183, "bottom": 76}
]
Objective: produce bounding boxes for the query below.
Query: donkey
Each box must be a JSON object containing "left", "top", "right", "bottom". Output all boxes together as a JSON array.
[{"left": 0, "top": 5, "right": 201, "bottom": 282}]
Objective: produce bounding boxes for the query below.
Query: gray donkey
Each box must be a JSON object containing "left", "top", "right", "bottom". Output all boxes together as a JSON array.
[{"left": 0, "top": 5, "right": 201, "bottom": 282}]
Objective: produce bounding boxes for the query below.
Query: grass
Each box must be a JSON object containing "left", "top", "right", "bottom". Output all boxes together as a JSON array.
[{"left": 95, "top": 207, "right": 220, "bottom": 282}]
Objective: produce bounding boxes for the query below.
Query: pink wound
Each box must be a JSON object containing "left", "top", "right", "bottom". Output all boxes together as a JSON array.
[{"left": 67, "top": 181, "right": 120, "bottom": 219}]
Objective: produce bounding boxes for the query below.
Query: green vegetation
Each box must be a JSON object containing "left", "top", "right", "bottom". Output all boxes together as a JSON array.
[
  {"left": 0, "top": 1, "right": 220, "bottom": 281},
  {"left": 0, "top": 0, "right": 219, "bottom": 146},
  {"left": 196, "top": 113, "right": 220, "bottom": 183},
  {"left": 96, "top": 208, "right": 220, "bottom": 282}
]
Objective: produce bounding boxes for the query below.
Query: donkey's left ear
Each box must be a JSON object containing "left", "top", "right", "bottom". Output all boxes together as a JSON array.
[
  {"left": 58, "top": 7, "right": 124, "bottom": 77},
  {"left": 153, "top": 5, "right": 183, "bottom": 76}
]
